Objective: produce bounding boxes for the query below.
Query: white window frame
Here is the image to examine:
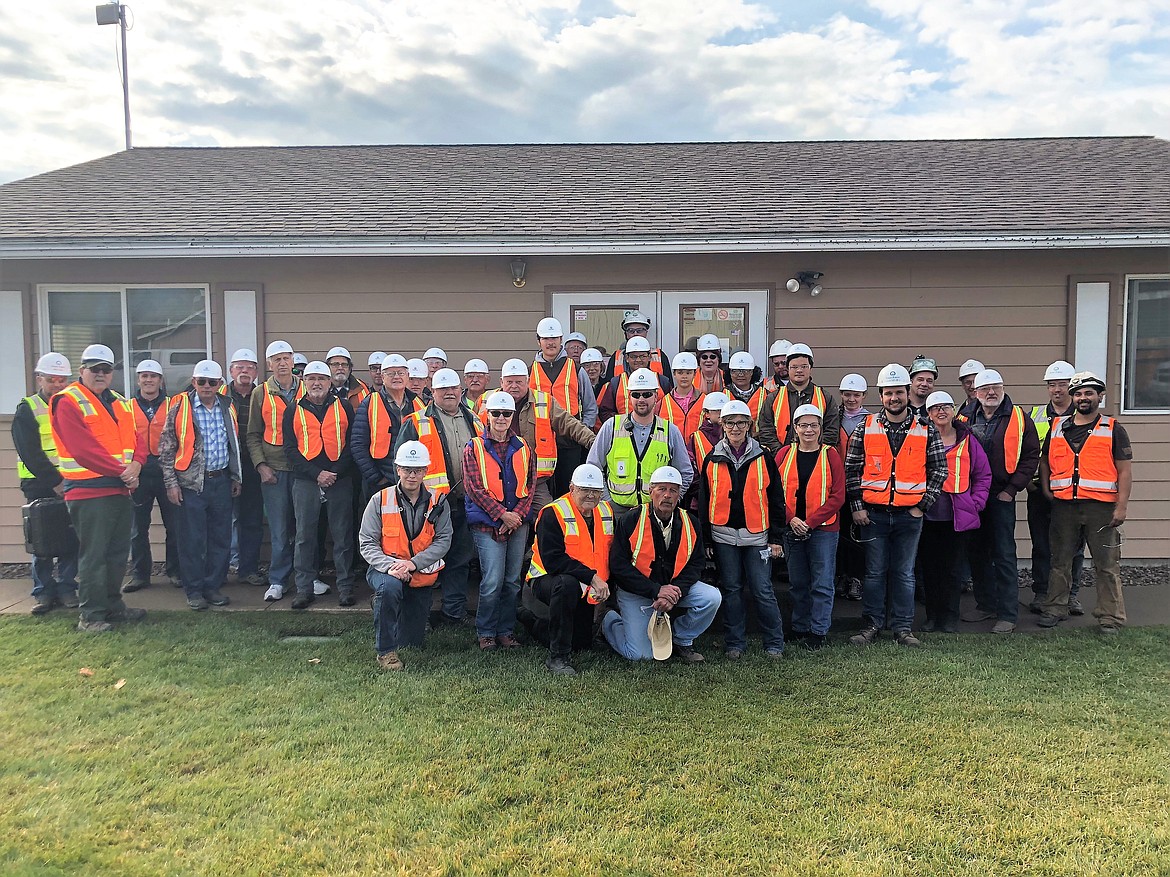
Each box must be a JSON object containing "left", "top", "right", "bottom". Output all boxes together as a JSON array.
[
  {"left": 1120, "top": 273, "right": 1170, "bottom": 415},
  {"left": 37, "top": 283, "right": 213, "bottom": 396}
]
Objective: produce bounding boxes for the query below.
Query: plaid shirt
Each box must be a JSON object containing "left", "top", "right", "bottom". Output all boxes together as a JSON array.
[
  {"left": 462, "top": 436, "right": 537, "bottom": 542},
  {"left": 843, "top": 409, "right": 947, "bottom": 512},
  {"left": 192, "top": 398, "right": 230, "bottom": 471}
]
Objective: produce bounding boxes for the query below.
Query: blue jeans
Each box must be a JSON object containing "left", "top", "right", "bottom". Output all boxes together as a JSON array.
[
  {"left": 130, "top": 465, "right": 179, "bottom": 581},
  {"left": 603, "top": 583, "right": 722, "bottom": 661},
  {"left": 784, "top": 529, "right": 839, "bottom": 637},
  {"left": 712, "top": 541, "right": 784, "bottom": 651},
  {"left": 970, "top": 496, "right": 1019, "bottom": 623},
  {"left": 232, "top": 469, "right": 264, "bottom": 577},
  {"left": 261, "top": 469, "right": 296, "bottom": 589},
  {"left": 472, "top": 525, "right": 528, "bottom": 639},
  {"left": 177, "top": 473, "right": 234, "bottom": 598},
  {"left": 860, "top": 507, "right": 923, "bottom": 633},
  {"left": 369, "top": 569, "right": 435, "bottom": 653},
  {"left": 438, "top": 502, "right": 474, "bottom": 621}
]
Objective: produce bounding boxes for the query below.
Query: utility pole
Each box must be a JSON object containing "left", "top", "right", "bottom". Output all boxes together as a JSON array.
[{"left": 96, "top": 2, "right": 132, "bottom": 150}]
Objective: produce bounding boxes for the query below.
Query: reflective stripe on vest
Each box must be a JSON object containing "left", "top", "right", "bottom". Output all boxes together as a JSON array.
[
  {"left": 1002, "top": 405, "right": 1026, "bottom": 474},
  {"left": 368, "top": 392, "right": 425, "bottom": 460},
  {"left": 660, "top": 391, "right": 705, "bottom": 445},
  {"left": 771, "top": 385, "right": 826, "bottom": 443},
  {"left": 50, "top": 383, "right": 137, "bottom": 480},
  {"left": 530, "top": 358, "right": 580, "bottom": 418},
  {"left": 706, "top": 453, "right": 770, "bottom": 532},
  {"left": 170, "top": 393, "right": 239, "bottom": 472},
  {"left": 260, "top": 380, "right": 305, "bottom": 445},
  {"left": 17, "top": 394, "right": 59, "bottom": 479},
  {"left": 528, "top": 496, "right": 614, "bottom": 581},
  {"left": 530, "top": 392, "right": 558, "bottom": 478},
  {"left": 606, "top": 415, "right": 672, "bottom": 508},
  {"left": 778, "top": 444, "right": 837, "bottom": 526},
  {"left": 470, "top": 435, "right": 531, "bottom": 503},
  {"left": 859, "top": 414, "right": 929, "bottom": 506},
  {"left": 294, "top": 398, "right": 349, "bottom": 462},
  {"left": 133, "top": 396, "right": 170, "bottom": 457},
  {"left": 1047, "top": 416, "right": 1119, "bottom": 501},
  {"left": 379, "top": 486, "right": 441, "bottom": 587},
  {"left": 943, "top": 436, "right": 972, "bottom": 494},
  {"left": 690, "top": 430, "right": 714, "bottom": 469},
  {"left": 630, "top": 505, "right": 696, "bottom": 581}
]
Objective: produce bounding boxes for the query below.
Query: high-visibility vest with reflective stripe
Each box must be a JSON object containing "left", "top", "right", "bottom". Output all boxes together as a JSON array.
[
  {"left": 530, "top": 358, "right": 580, "bottom": 418},
  {"left": 630, "top": 505, "right": 697, "bottom": 581},
  {"left": 132, "top": 395, "right": 171, "bottom": 457},
  {"left": 606, "top": 415, "right": 672, "bottom": 508},
  {"left": 733, "top": 385, "right": 768, "bottom": 422},
  {"left": 698, "top": 371, "right": 725, "bottom": 394},
  {"left": 530, "top": 392, "right": 558, "bottom": 479},
  {"left": 409, "top": 409, "right": 484, "bottom": 497},
  {"left": 169, "top": 393, "right": 239, "bottom": 472},
  {"left": 859, "top": 415, "right": 929, "bottom": 507},
  {"left": 1029, "top": 404, "right": 1053, "bottom": 443},
  {"left": 528, "top": 496, "right": 614, "bottom": 581},
  {"left": 293, "top": 398, "right": 349, "bottom": 462},
  {"left": 367, "top": 392, "right": 426, "bottom": 460},
  {"left": 1001, "top": 405, "right": 1026, "bottom": 474},
  {"left": 660, "top": 391, "right": 705, "bottom": 446},
  {"left": 260, "top": 380, "right": 305, "bottom": 446},
  {"left": 1047, "top": 416, "right": 1119, "bottom": 501},
  {"left": 613, "top": 348, "right": 666, "bottom": 377},
  {"left": 379, "top": 486, "right": 442, "bottom": 587},
  {"left": 706, "top": 452, "right": 771, "bottom": 532},
  {"left": 690, "top": 429, "right": 715, "bottom": 469},
  {"left": 778, "top": 444, "right": 837, "bottom": 526},
  {"left": 771, "top": 385, "right": 826, "bottom": 444},
  {"left": 16, "top": 394, "right": 59, "bottom": 480},
  {"left": 943, "top": 436, "right": 972, "bottom": 494},
  {"left": 347, "top": 378, "right": 371, "bottom": 407},
  {"left": 469, "top": 435, "right": 531, "bottom": 503},
  {"left": 50, "top": 383, "right": 137, "bottom": 482}
]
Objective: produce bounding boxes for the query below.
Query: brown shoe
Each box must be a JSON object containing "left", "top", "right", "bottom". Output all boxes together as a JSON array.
[
  {"left": 496, "top": 634, "right": 521, "bottom": 649},
  {"left": 478, "top": 636, "right": 498, "bottom": 652},
  {"left": 376, "top": 651, "right": 405, "bottom": 671}
]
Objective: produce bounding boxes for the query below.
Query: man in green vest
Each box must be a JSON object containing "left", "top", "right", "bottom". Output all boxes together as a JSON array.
[{"left": 11, "top": 352, "right": 79, "bottom": 614}]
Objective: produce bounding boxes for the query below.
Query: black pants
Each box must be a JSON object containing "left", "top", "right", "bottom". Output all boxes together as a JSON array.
[
  {"left": 551, "top": 444, "right": 584, "bottom": 499},
  {"left": 918, "top": 519, "right": 970, "bottom": 628},
  {"left": 130, "top": 464, "right": 179, "bottom": 581},
  {"left": 520, "top": 575, "right": 596, "bottom": 659}
]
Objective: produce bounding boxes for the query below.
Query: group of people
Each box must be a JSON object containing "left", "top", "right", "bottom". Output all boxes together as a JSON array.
[{"left": 15, "top": 308, "right": 1133, "bottom": 674}]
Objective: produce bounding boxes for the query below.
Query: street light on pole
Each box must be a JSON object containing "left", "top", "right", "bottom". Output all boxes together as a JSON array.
[{"left": 95, "top": 2, "right": 132, "bottom": 150}]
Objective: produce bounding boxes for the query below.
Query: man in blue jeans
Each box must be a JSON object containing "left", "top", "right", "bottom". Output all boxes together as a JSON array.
[{"left": 844, "top": 364, "right": 947, "bottom": 648}]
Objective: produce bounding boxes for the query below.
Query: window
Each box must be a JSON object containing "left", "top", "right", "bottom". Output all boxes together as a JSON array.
[
  {"left": 40, "top": 285, "right": 211, "bottom": 395},
  {"left": 1123, "top": 276, "right": 1170, "bottom": 412}
]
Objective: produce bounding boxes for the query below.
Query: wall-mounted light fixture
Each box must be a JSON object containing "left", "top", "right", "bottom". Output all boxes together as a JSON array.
[
  {"left": 510, "top": 257, "right": 527, "bottom": 288},
  {"left": 786, "top": 271, "right": 824, "bottom": 297}
]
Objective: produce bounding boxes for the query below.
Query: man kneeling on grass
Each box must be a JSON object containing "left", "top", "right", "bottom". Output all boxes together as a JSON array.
[
  {"left": 359, "top": 440, "right": 452, "bottom": 672},
  {"left": 603, "top": 467, "right": 721, "bottom": 662}
]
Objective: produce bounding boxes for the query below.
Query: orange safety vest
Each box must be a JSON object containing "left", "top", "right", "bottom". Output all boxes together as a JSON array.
[
  {"left": 770, "top": 385, "right": 827, "bottom": 444},
  {"left": 477, "top": 391, "right": 558, "bottom": 478},
  {"left": 732, "top": 385, "right": 768, "bottom": 422},
  {"left": 347, "top": 378, "right": 371, "bottom": 407},
  {"left": 530, "top": 358, "right": 580, "bottom": 418},
  {"left": 527, "top": 496, "right": 615, "bottom": 581},
  {"left": 691, "top": 429, "right": 715, "bottom": 468},
  {"left": 660, "top": 391, "right": 706, "bottom": 445},
  {"left": 378, "top": 486, "right": 444, "bottom": 587},
  {"left": 943, "top": 436, "right": 972, "bottom": 494},
  {"left": 1047, "top": 415, "right": 1119, "bottom": 502},
  {"left": 469, "top": 435, "right": 531, "bottom": 502},
  {"left": 409, "top": 408, "right": 484, "bottom": 497},
  {"left": 293, "top": 398, "right": 349, "bottom": 462},
  {"left": 50, "top": 382, "right": 137, "bottom": 483},
  {"left": 1000, "top": 405, "right": 1026, "bottom": 474},
  {"left": 629, "top": 505, "right": 697, "bottom": 582},
  {"left": 705, "top": 452, "right": 771, "bottom": 533},
  {"left": 367, "top": 392, "right": 426, "bottom": 460},
  {"left": 259, "top": 379, "right": 306, "bottom": 446},
  {"left": 132, "top": 396, "right": 171, "bottom": 456},
  {"left": 613, "top": 348, "right": 666, "bottom": 377},
  {"left": 859, "top": 415, "right": 929, "bottom": 507},
  {"left": 778, "top": 444, "right": 837, "bottom": 526},
  {"left": 169, "top": 393, "right": 240, "bottom": 472}
]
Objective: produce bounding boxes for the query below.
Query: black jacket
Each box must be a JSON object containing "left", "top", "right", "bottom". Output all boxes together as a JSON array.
[
  {"left": 12, "top": 394, "right": 61, "bottom": 493},
  {"left": 283, "top": 396, "right": 356, "bottom": 482},
  {"left": 609, "top": 505, "right": 705, "bottom": 600},
  {"left": 351, "top": 388, "right": 423, "bottom": 489}
]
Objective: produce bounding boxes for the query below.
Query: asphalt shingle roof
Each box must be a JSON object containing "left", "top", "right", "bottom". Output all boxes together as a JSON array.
[{"left": 1, "top": 138, "right": 1168, "bottom": 242}]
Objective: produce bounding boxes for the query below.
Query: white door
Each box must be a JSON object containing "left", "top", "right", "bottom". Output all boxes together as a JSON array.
[{"left": 551, "top": 291, "right": 659, "bottom": 360}]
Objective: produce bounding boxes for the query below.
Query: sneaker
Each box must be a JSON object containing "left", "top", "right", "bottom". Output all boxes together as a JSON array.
[
  {"left": 765, "top": 648, "right": 785, "bottom": 659},
  {"left": 31, "top": 597, "right": 54, "bottom": 616},
  {"left": 803, "top": 634, "right": 826, "bottom": 651},
  {"left": 187, "top": 596, "right": 209, "bottom": 611},
  {"left": 478, "top": 636, "right": 498, "bottom": 652},
  {"left": 169, "top": 575, "right": 182, "bottom": 588},
  {"left": 376, "top": 651, "right": 405, "bottom": 671},
  {"left": 1037, "top": 613, "right": 1064, "bottom": 628},
  {"left": 960, "top": 608, "right": 996, "bottom": 623},
  {"left": 58, "top": 592, "right": 80, "bottom": 608},
  {"left": 108, "top": 607, "right": 147, "bottom": 623},
  {"left": 991, "top": 620, "right": 1016, "bottom": 634},
  {"left": 545, "top": 656, "right": 578, "bottom": 676},
  {"left": 724, "top": 647, "right": 744, "bottom": 661},
  {"left": 206, "top": 591, "right": 230, "bottom": 607},
  {"left": 242, "top": 573, "right": 267, "bottom": 587},
  {"left": 1069, "top": 597, "right": 1085, "bottom": 616},
  {"left": 850, "top": 626, "right": 879, "bottom": 646},
  {"left": 264, "top": 584, "right": 284, "bottom": 602},
  {"left": 312, "top": 578, "right": 332, "bottom": 596},
  {"left": 496, "top": 634, "right": 521, "bottom": 649},
  {"left": 291, "top": 594, "right": 315, "bottom": 610},
  {"left": 121, "top": 579, "right": 149, "bottom": 593},
  {"left": 672, "top": 645, "right": 705, "bottom": 663},
  {"left": 77, "top": 619, "right": 114, "bottom": 633},
  {"left": 895, "top": 631, "right": 923, "bottom": 648},
  {"left": 846, "top": 578, "right": 863, "bottom": 601},
  {"left": 1099, "top": 624, "right": 1119, "bottom": 636}
]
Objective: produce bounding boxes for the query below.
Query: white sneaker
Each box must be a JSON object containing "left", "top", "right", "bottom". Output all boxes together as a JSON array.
[
  {"left": 264, "top": 584, "right": 284, "bottom": 602},
  {"left": 312, "top": 578, "right": 332, "bottom": 596}
]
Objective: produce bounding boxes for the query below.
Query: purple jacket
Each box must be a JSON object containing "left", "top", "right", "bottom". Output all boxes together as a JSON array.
[{"left": 948, "top": 423, "right": 992, "bottom": 532}]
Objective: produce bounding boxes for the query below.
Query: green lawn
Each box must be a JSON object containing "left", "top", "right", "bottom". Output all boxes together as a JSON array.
[{"left": 2, "top": 613, "right": 1168, "bottom": 876}]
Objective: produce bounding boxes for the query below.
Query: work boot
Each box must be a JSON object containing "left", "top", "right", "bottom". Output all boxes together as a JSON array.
[
  {"left": 77, "top": 619, "right": 114, "bottom": 633},
  {"left": 377, "top": 651, "right": 405, "bottom": 671},
  {"left": 121, "top": 578, "right": 149, "bottom": 593},
  {"left": 545, "top": 655, "right": 577, "bottom": 676},
  {"left": 895, "top": 631, "right": 923, "bottom": 648},
  {"left": 337, "top": 591, "right": 356, "bottom": 607},
  {"left": 672, "top": 645, "right": 705, "bottom": 663},
  {"left": 850, "top": 626, "right": 880, "bottom": 646},
  {"left": 206, "top": 591, "right": 230, "bottom": 607},
  {"left": 291, "top": 594, "right": 315, "bottom": 610},
  {"left": 108, "top": 607, "right": 147, "bottom": 622},
  {"left": 1069, "top": 597, "right": 1085, "bottom": 616},
  {"left": 31, "top": 596, "right": 54, "bottom": 616}
]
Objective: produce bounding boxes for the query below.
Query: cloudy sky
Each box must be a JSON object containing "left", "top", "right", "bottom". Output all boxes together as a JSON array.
[{"left": 2, "top": 0, "right": 1167, "bottom": 182}]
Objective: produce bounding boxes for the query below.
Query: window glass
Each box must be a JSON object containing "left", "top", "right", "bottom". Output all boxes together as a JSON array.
[
  {"left": 126, "top": 287, "right": 209, "bottom": 392},
  {"left": 568, "top": 306, "right": 638, "bottom": 358},
  {"left": 1125, "top": 278, "right": 1170, "bottom": 411},
  {"left": 680, "top": 304, "right": 747, "bottom": 358},
  {"left": 46, "top": 290, "right": 124, "bottom": 390}
]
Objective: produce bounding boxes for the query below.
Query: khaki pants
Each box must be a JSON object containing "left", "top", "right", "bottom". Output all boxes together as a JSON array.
[{"left": 1042, "top": 498, "right": 1125, "bottom": 627}]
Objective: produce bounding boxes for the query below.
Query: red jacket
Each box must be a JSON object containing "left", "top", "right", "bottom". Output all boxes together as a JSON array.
[{"left": 774, "top": 444, "right": 847, "bottom": 532}]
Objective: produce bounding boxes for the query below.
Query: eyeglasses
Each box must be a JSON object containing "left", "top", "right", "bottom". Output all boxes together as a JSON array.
[
  {"left": 795, "top": 423, "right": 820, "bottom": 430},
  {"left": 86, "top": 364, "right": 114, "bottom": 375},
  {"left": 1096, "top": 525, "right": 1125, "bottom": 549},
  {"left": 488, "top": 410, "right": 513, "bottom": 418},
  {"left": 723, "top": 420, "right": 750, "bottom": 429},
  {"left": 194, "top": 378, "right": 221, "bottom": 387},
  {"left": 630, "top": 391, "right": 656, "bottom": 399},
  {"left": 699, "top": 353, "right": 719, "bottom": 360},
  {"left": 575, "top": 488, "right": 603, "bottom": 497},
  {"left": 850, "top": 524, "right": 876, "bottom": 544},
  {"left": 398, "top": 467, "right": 426, "bottom": 477},
  {"left": 626, "top": 326, "right": 649, "bottom": 336}
]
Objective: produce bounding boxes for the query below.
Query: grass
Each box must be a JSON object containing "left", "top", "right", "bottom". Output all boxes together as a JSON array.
[{"left": 1, "top": 613, "right": 1168, "bottom": 876}]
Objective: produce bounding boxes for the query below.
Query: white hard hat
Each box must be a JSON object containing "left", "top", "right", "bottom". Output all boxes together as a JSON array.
[
  {"left": 368, "top": 351, "right": 387, "bottom": 367},
  {"left": 728, "top": 351, "right": 755, "bottom": 371},
  {"left": 500, "top": 358, "right": 529, "bottom": 378},
  {"left": 325, "top": 346, "right": 352, "bottom": 362},
  {"left": 463, "top": 358, "right": 489, "bottom": 374},
  {"left": 720, "top": 400, "right": 752, "bottom": 419},
  {"left": 302, "top": 360, "right": 331, "bottom": 378},
  {"left": 648, "top": 466, "right": 683, "bottom": 486},
  {"left": 431, "top": 367, "right": 461, "bottom": 389},
  {"left": 536, "top": 317, "right": 563, "bottom": 338},
  {"left": 265, "top": 340, "right": 294, "bottom": 359},
  {"left": 192, "top": 360, "right": 224, "bottom": 380},
  {"left": 626, "top": 368, "right": 659, "bottom": 392},
  {"left": 703, "top": 392, "right": 730, "bottom": 411},
  {"left": 792, "top": 403, "right": 823, "bottom": 422},
  {"left": 571, "top": 463, "right": 605, "bottom": 489},
  {"left": 580, "top": 348, "right": 604, "bottom": 365},
  {"left": 786, "top": 342, "right": 814, "bottom": 363},
  {"left": 292, "top": 353, "right": 308, "bottom": 366},
  {"left": 566, "top": 331, "right": 587, "bottom": 345},
  {"left": 407, "top": 358, "right": 429, "bottom": 378},
  {"left": 622, "top": 310, "right": 651, "bottom": 328},
  {"left": 135, "top": 359, "right": 163, "bottom": 375},
  {"left": 80, "top": 344, "right": 115, "bottom": 366},
  {"left": 395, "top": 440, "right": 431, "bottom": 468},
  {"left": 1044, "top": 360, "right": 1076, "bottom": 381},
  {"left": 768, "top": 339, "right": 792, "bottom": 358},
  {"left": 697, "top": 334, "right": 721, "bottom": 352},
  {"left": 624, "top": 336, "right": 651, "bottom": 353},
  {"left": 877, "top": 363, "right": 911, "bottom": 387},
  {"left": 1069, "top": 370, "right": 1106, "bottom": 392},
  {"left": 383, "top": 354, "right": 408, "bottom": 368},
  {"left": 484, "top": 390, "right": 515, "bottom": 412},
  {"left": 672, "top": 352, "right": 698, "bottom": 371},
  {"left": 973, "top": 369, "right": 1004, "bottom": 389},
  {"left": 230, "top": 348, "right": 258, "bottom": 365},
  {"left": 926, "top": 391, "right": 955, "bottom": 409},
  {"left": 839, "top": 373, "right": 867, "bottom": 392},
  {"left": 423, "top": 347, "right": 447, "bottom": 362},
  {"left": 35, "top": 353, "right": 71, "bottom": 376},
  {"left": 958, "top": 358, "right": 985, "bottom": 379}
]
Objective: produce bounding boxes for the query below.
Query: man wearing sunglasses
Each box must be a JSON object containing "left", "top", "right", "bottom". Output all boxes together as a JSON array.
[
  {"left": 50, "top": 344, "right": 147, "bottom": 633},
  {"left": 159, "top": 360, "right": 243, "bottom": 611}
]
